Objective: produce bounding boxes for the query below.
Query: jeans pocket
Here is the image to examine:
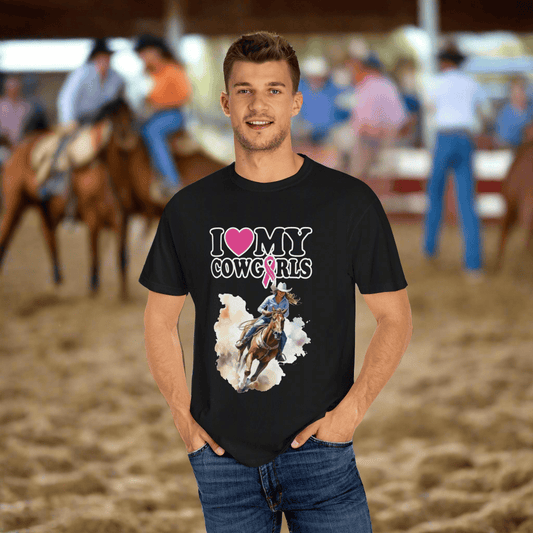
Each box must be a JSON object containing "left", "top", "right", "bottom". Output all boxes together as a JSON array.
[
  {"left": 187, "top": 442, "right": 210, "bottom": 458},
  {"left": 309, "top": 435, "right": 353, "bottom": 447}
]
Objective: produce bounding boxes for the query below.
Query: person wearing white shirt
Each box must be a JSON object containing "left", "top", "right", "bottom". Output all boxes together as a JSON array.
[{"left": 423, "top": 46, "right": 487, "bottom": 278}]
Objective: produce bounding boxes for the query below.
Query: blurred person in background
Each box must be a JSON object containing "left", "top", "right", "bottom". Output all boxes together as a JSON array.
[
  {"left": 422, "top": 45, "right": 488, "bottom": 279},
  {"left": 494, "top": 76, "right": 533, "bottom": 149},
  {"left": 392, "top": 57, "right": 421, "bottom": 148},
  {"left": 39, "top": 38, "right": 125, "bottom": 213},
  {"left": 57, "top": 38, "right": 125, "bottom": 131},
  {"left": 20, "top": 74, "right": 50, "bottom": 136},
  {"left": 346, "top": 51, "right": 408, "bottom": 180},
  {"left": 135, "top": 34, "right": 192, "bottom": 198},
  {"left": 0, "top": 75, "right": 31, "bottom": 147},
  {"left": 293, "top": 55, "right": 349, "bottom": 146}
]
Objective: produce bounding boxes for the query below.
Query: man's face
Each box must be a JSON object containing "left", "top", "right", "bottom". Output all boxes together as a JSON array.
[
  {"left": 347, "top": 58, "right": 365, "bottom": 84},
  {"left": 93, "top": 54, "right": 111, "bottom": 77},
  {"left": 5, "top": 76, "right": 21, "bottom": 100},
  {"left": 220, "top": 60, "right": 302, "bottom": 153},
  {"left": 510, "top": 82, "right": 527, "bottom": 109},
  {"left": 138, "top": 47, "right": 163, "bottom": 72}
]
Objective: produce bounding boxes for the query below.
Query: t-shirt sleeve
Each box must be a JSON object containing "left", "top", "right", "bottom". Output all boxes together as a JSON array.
[
  {"left": 349, "top": 196, "right": 408, "bottom": 294},
  {"left": 138, "top": 209, "right": 189, "bottom": 296}
]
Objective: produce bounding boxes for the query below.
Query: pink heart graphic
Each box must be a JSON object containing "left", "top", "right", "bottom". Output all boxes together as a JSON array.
[{"left": 225, "top": 227, "right": 254, "bottom": 257}]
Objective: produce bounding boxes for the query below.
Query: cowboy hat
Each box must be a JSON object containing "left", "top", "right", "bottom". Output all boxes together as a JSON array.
[
  {"left": 134, "top": 34, "right": 174, "bottom": 58},
  {"left": 271, "top": 282, "right": 292, "bottom": 292},
  {"left": 88, "top": 38, "right": 113, "bottom": 61},
  {"left": 437, "top": 46, "right": 467, "bottom": 66}
]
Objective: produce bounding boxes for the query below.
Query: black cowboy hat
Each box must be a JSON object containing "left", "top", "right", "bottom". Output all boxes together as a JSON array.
[
  {"left": 437, "top": 46, "right": 467, "bottom": 66},
  {"left": 134, "top": 34, "right": 173, "bottom": 57},
  {"left": 88, "top": 38, "right": 113, "bottom": 61}
]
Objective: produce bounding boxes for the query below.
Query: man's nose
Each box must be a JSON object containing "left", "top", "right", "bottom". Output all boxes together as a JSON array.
[{"left": 249, "top": 94, "right": 269, "bottom": 112}]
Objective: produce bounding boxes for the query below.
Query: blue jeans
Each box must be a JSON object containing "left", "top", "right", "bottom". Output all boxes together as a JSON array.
[
  {"left": 242, "top": 316, "right": 287, "bottom": 353},
  {"left": 141, "top": 108, "right": 184, "bottom": 187},
  {"left": 423, "top": 131, "right": 482, "bottom": 270},
  {"left": 187, "top": 436, "right": 372, "bottom": 532}
]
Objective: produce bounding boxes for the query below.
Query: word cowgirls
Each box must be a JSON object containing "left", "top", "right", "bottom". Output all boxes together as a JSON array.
[{"left": 209, "top": 226, "right": 313, "bottom": 285}]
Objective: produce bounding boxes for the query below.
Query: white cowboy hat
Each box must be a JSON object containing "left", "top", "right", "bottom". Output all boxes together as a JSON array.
[
  {"left": 271, "top": 281, "right": 292, "bottom": 292},
  {"left": 301, "top": 56, "right": 329, "bottom": 77}
]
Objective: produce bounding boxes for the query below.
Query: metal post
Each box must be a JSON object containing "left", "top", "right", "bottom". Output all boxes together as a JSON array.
[{"left": 419, "top": 0, "right": 438, "bottom": 148}]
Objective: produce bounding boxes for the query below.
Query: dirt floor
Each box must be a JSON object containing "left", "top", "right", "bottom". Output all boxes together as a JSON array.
[{"left": 1, "top": 208, "right": 533, "bottom": 533}]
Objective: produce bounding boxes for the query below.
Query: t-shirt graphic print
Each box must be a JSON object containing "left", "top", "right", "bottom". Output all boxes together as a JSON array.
[
  {"left": 138, "top": 154, "right": 408, "bottom": 467},
  {"left": 211, "top": 225, "right": 312, "bottom": 393}
]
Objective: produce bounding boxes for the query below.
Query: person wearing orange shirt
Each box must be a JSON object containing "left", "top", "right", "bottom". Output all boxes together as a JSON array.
[{"left": 135, "top": 34, "right": 192, "bottom": 194}]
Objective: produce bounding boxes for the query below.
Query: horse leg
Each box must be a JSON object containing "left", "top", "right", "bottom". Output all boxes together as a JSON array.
[
  {"left": 38, "top": 201, "right": 63, "bottom": 284},
  {"left": 249, "top": 359, "right": 268, "bottom": 383},
  {"left": 495, "top": 199, "right": 518, "bottom": 271},
  {"left": 0, "top": 192, "right": 25, "bottom": 270},
  {"left": 112, "top": 209, "right": 128, "bottom": 300},
  {"left": 524, "top": 194, "right": 533, "bottom": 253},
  {"left": 88, "top": 220, "right": 100, "bottom": 295}
]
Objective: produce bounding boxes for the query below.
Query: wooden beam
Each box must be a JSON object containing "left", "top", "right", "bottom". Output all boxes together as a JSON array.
[{"left": 182, "top": 13, "right": 417, "bottom": 35}]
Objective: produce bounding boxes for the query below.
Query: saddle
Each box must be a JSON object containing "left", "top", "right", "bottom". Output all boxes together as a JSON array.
[
  {"left": 32, "top": 120, "right": 113, "bottom": 186},
  {"left": 170, "top": 129, "right": 203, "bottom": 157}
]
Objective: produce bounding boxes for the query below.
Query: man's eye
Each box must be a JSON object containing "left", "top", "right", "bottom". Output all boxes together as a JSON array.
[
  {"left": 237, "top": 89, "right": 250, "bottom": 94},
  {"left": 270, "top": 89, "right": 281, "bottom": 94}
]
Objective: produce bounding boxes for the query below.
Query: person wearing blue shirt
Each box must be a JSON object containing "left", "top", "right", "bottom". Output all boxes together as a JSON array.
[
  {"left": 293, "top": 57, "right": 349, "bottom": 145},
  {"left": 235, "top": 282, "right": 299, "bottom": 363},
  {"left": 495, "top": 76, "right": 533, "bottom": 148}
]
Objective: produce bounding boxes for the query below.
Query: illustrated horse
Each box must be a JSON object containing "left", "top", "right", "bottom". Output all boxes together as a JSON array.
[
  {"left": 495, "top": 121, "right": 533, "bottom": 270},
  {"left": 236, "top": 308, "right": 285, "bottom": 393}
]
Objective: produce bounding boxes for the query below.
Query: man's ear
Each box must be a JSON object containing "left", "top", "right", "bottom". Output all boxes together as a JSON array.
[
  {"left": 220, "top": 91, "right": 230, "bottom": 117},
  {"left": 291, "top": 91, "right": 303, "bottom": 117}
]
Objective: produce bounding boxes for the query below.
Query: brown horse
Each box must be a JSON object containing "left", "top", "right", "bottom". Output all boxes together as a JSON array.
[
  {"left": 0, "top": 100, "right": 226, "bottom": 298},
  {"left": 103, "top": 100, "right": 226, "bottom": 237},
  {"left": 237, "top": 308, "right": 285, "bottom": 393},
  {"left": 495, "top": 122, "right": 533, "bottom": 270},
  {"left": 0, "top": 127, "right": 129, "bottom": 298}
]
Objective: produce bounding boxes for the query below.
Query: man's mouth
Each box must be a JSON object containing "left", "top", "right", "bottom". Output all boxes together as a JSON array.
[{"left": 246, "top": 120, "right": 274, "bottom": 130}]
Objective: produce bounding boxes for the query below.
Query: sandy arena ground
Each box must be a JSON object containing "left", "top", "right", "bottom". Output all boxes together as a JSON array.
[{"left": 1, "top": 208, "right": 533, "bottom": 533}]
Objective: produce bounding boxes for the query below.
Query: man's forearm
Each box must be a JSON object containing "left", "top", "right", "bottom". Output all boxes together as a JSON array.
[
  {"left": 144, "top": 321, "right": 191, "bottom": 421},
  {"left": 345, "top": 315, "right": 412, "bottom": 415}
]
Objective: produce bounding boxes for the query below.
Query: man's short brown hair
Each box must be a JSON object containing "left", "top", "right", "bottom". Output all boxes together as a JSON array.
[{"left": 223, "top": 31, "right": 300, "bottom": 94}]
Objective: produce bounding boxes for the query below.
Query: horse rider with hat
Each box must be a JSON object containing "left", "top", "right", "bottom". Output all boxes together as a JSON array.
[
  {"left": 37, "top": 39, "right": 126, "bottom": 206},
  {"left": 423, "top": 43, "right": 489, "bottom": 280},
  {"left": 235, "top": 281, "right": 300, "bottom": 363},
  {"left": 134, "top": 34, "right": 193, "bottom": 200},
  {"left": 57, "top": 38, "right": 125, "bottom": 134}
]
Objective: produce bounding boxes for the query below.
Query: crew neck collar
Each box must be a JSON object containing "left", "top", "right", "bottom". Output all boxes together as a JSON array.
[{"left": 229, "top": 153, "right": 313, "bottom": 192}]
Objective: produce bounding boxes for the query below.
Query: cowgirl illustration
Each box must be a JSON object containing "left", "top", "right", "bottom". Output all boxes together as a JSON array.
[{"left": 235, "top": 281, "right": 300, "bottom": 362}]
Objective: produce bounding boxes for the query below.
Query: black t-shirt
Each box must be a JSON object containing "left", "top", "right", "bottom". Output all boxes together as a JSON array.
[{"left": 139, "top": 153, "right": 407, "bottom": 467}]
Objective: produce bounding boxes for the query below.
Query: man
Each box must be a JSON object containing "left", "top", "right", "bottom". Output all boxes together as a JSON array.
[
  {"left": 134, "top": 34, "right": 192, "bottom": 199},
  {"left": 293, "top": 56, "right": 348, "bottom": 146},
  {"left": 494, "top": 76, "right": 533, "bottom": 149},
  {"left": 235, "top": 281, "right": 299, "bottom": 363},
  {"left": 0, "top": 75, "right": 31, "bottom": 147},
  {"left": 139, "top": 31, "right": 412, "bottom": 532},
  {"left": 347, "top": 51, "right": 408, "bottom": 179},
  {"left": 57, "top": 38, "right": 124, "bottom": 130},
  {"left": 37, "top": 38, "right": 125, "bottom": 209},
  {"left": 423, "top": 45, "right": 487, "bottom": 278}
]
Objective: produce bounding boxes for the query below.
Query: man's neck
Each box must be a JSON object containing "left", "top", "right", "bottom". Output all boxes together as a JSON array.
[{"left": 234, "top": 142, "right": 304, "bottom": 184}]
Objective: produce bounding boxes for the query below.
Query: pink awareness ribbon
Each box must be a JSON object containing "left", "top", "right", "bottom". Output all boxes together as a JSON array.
[{"left": 262, "top": 255, "right": 277, "bottom": 288}]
